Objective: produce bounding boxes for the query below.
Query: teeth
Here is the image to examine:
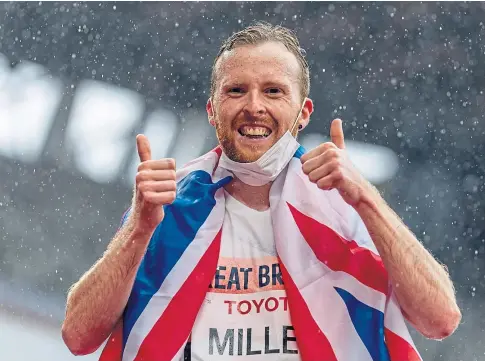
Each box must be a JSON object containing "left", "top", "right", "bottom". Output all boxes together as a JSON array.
[{"left": 240, "top": 126, "right": 270, "bottom": 136}]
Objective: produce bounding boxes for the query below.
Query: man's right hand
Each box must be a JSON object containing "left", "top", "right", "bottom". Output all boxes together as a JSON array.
[
  {"left": 62, "top": 133, "right": 175, "bottom": 356},
  {"left": 133, "top": 134, "right": 176, "bottom": 232}
]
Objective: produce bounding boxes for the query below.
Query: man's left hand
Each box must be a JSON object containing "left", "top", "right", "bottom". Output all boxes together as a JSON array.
[{"left": 300, "top": 119, "right": 372, "bottom": 207}]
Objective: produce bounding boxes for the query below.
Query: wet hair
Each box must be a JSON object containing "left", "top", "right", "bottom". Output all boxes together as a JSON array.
[{"left": 210, "top": 21, "right": 310, "bottom": 100}]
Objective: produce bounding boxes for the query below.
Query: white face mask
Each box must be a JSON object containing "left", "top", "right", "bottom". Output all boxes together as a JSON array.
[{"left": 218, "top": 100, "right": 306, "bottom": 186}]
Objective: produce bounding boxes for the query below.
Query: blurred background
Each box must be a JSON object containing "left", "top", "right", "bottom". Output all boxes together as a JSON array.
[{"left": 0, "top": 1, "right": 484, "bottom": 360}]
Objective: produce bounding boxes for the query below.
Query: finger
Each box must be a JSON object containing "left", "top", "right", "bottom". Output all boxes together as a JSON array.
[
  {"left": 143, "top": 191, "right": 176, "bottom": 205},
  {"left": 138, "top": 180, "right": 177, "bottom": 193},
  {"left": 330, "top": 119, "right": 345, "bottom": 149},
  {"left": 316, "top": 174, "right": 336, "bottom": 190},
  {"left": 301, "top": 148, "right": 339, "bottom": 175},
  {"left": 136, "top": 134, "right": 152, "bottom": 163},
  {"left": 137, "top": 159, "right": 176, "bottom": 172},
  {"left": 300, "top": 142, "right": 335, "bottom": 163},
  {"left": 136, "top": 169, "right": 177, "bottom": 182},
  {"left": 306, "top": 159, "right": 339, "bottom": 183}
]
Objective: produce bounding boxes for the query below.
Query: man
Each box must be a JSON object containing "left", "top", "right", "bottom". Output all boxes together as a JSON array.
[{"left": 62, "top": 22, "right": 461, "bottom": 361}]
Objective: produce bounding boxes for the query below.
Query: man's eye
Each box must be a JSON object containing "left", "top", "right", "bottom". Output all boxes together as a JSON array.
[
  {"left": 266, "top": 88, "right": 281, "bottom": 94},
  {"left": 229, "top": 87, "right": 243, "bottom": 93}
]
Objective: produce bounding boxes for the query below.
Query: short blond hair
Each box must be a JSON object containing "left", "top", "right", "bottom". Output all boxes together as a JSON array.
[{"left": 210, "top": 22, "right": 310, "bottom": 100}]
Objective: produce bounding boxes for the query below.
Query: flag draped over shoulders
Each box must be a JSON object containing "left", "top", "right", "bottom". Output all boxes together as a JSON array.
[{"left": 99, "top": 146, "right": 422, "bottom": 361}]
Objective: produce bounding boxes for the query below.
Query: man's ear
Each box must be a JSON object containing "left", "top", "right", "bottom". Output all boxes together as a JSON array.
[
  {"left": 206, "top": 98, "right": 215, "bottom": 126},
  {"left": 297, "top": 98, "right": 314, "bottom": 131}
]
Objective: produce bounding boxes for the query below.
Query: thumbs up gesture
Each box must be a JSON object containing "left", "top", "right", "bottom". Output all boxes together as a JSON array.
[
  {"left": 300, "top": 119, "right": 370, "bottom": 207},
  {"left": 132, "top": 134, "right": 176, "bottom": 232}
]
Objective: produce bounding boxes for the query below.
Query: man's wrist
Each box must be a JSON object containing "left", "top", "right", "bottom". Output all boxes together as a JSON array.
[
  {"left": 354, "top": 182, "right": 384, "bottom": 215},
  {"left": 129, "top": 222, "right": 157, "bottom": 245}
]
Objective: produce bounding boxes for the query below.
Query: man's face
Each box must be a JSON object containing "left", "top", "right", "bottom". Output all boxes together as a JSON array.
[{"left": 208, "top": 41, "right": 313, "bottom": 163}]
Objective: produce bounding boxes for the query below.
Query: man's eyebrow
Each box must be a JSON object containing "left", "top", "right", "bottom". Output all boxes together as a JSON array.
[
  {"left": 221, "top": 81, "right": 245, "bottom": 88},
  {"left": 262, "top": 81, "right": 290, "bottom": 88}
]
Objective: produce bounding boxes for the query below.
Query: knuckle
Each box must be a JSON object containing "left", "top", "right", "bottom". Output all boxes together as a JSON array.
[
  {"left": 143, "top": 193, "right": 155, "bottom": 204},
  {"left": 333, "top": 169, "right": 344, "bottom": 180},
  {"left": 316, "top": 153, "right": 326, "bottom": 163},
  {"left": 167, "top": 158, "right": 176, "bottom": 169},
  {"left": 165, "top": 191, "right": 176, "bottom": 203},
  {"left": 308, "top": 172, "right": 318, "bottom": 183},
  {"left": 327, "top": 148, "right": 338, "bottom": 158},
  {"left": 135, "top": 170, "right": 147, "bottom": 183},
  {"left": 331, "top": 158, "right": 341, "bottom": 169},
  {"left": 307, "top": 143, "right": 325, "bottom": 154},
  {"left": 317, "top": 179, "right": 331, "bottom": 190},
  {"left": 135, "top": 172, "right": 142, "bottom": 183},
  {"left": 168, "top": 170, "right": 177, "bottom": 180},
  {"left": 168, "top": 180, "right": 177, "bottom": 191},
  {"left": 138, "top": 182, "right": 148, "bottom": 193},
  {"left": 137, "top": 162, "right": 148, "bottom": 172}
]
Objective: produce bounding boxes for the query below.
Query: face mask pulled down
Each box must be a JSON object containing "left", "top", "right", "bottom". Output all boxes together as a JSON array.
[{"left": 218, "top": 101, "right": 305, "bottom": 186}]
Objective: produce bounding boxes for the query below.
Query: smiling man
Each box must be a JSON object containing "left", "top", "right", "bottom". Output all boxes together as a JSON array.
[{"left": 62, "top": 22, "right": 461, "bottom": 361}]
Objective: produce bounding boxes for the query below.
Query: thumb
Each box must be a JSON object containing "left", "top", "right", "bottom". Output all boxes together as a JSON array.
[
  {"left": 330, "top": 118, "right": 345, "bottom": 149},
  {"left": 136, "top": 134, "right": 152, "bottom": 162}
]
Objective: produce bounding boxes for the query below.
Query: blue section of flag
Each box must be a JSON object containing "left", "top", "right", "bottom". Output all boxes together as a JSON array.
[
  {"left": 122, "top": 170, "right": 232, "bottom": 347},
  {"left": 335, "top": 287, "right": 390, "bottom": 361}
]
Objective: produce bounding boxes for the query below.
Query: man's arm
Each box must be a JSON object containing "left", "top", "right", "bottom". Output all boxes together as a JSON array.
[
  {"left": 62, "top": 134, "right": 177, "bottom": 355},
  {"left": 301, "top": 118, "right": 461, "bottom": 340},
  {"left": 355, "top": 185, "right": 461, "bottom": 339},
  {"left": 61, "top": 216, "right": 152, "bottom": 355}
]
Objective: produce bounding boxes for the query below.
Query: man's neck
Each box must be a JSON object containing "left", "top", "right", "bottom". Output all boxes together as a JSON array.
[{"left": 224, "top": 178, "right": 271, "bottom": 211}]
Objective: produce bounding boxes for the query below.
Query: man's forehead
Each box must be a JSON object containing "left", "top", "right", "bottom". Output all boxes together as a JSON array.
[{"left": 215, "top": 42, "right": 300, "bottom": 82}]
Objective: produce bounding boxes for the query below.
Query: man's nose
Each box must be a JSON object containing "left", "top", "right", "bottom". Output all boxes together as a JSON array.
[{"left": 243, "top": 92, "right": 266, "bottom": 118}]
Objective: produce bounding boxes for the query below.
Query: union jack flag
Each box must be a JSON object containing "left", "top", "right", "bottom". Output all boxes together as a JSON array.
[{"left": 99, "top": 146, "right": 422, "bottom": 361}]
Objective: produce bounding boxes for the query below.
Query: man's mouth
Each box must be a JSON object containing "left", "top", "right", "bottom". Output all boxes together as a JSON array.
[{"left": 238, "top": 126, "right": 272, "bottom": 139}]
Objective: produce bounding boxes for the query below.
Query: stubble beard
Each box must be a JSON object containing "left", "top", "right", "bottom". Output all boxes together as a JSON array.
[
  {"left": 214, "top": 113, "right": 299, "bottom": 163},
  {"left": 215, "top": 122, "right": 269, "bottom": 163}
]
